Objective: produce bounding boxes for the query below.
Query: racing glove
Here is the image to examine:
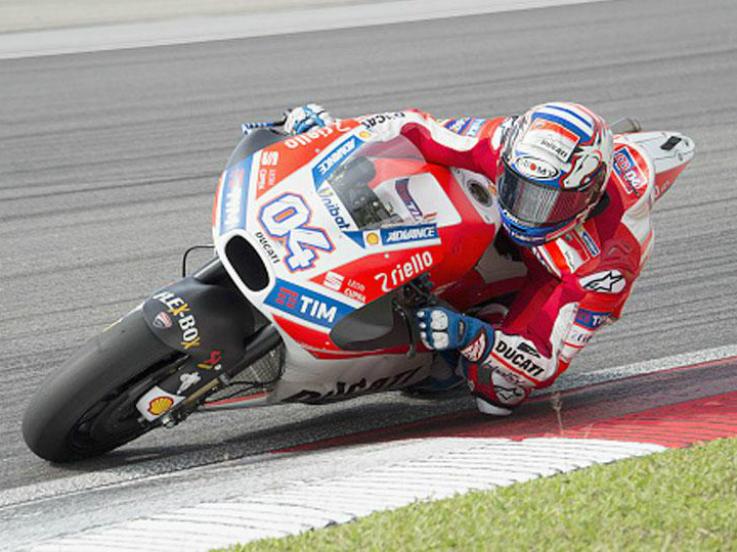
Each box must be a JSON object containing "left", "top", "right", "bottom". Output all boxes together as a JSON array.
[
  {"left": 283, "top": 104, "right": 334, "bottom": 135},
  {"left": 415, "top": 307, "right": 530, "bottom": 415},
  {"left": 414, "top": 307, "right": 494, "bottom": 362}
]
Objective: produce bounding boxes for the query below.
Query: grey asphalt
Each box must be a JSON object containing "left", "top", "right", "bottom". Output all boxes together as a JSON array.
[{"left": 1, "top": 0, "right": 736, "bottom": 523}]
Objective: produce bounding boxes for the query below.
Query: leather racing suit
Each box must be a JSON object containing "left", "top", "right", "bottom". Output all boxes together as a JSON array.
[{"left": 359, "top": 109, "right": 654, "bottom": 413}]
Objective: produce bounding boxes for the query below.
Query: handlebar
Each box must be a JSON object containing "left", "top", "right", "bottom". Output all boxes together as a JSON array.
[{"left": 241, "top": 119, "right": 286, "bottom": 135}]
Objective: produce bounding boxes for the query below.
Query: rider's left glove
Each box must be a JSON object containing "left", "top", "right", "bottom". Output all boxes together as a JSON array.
[
  {"left": 414, "top": 307, "right": 494, "bottom": 362},
  {"left": 283, "top": 104, "right": 334, "bottom": 135}
]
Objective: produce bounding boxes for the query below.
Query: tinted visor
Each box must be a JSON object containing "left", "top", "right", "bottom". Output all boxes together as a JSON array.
[{"left": 498, "top": 162, "right": 602, "bottom": 226}]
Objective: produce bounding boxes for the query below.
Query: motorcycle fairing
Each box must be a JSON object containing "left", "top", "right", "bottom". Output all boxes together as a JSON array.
[{"left": 213, "top": 121, "right": 499, "bottom": 364}]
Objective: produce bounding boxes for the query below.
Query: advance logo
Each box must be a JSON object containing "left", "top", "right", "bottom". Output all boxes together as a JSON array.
[
  {"left": 265, "top": 278, "right": 353, "bottom": 329},
  {"left": 312, "top": 135, "right": 365, "bottom": 186},
  {"left": 344, "top": 223, "right": 439, "bottom": 249},
  {"left": 382, "top": 223, "right": 438, "bottom": 245}
]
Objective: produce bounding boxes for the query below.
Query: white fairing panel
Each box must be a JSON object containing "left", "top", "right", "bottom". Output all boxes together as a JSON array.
[{"left": 617, "top": 131, "right": 695, "bottom": 202}]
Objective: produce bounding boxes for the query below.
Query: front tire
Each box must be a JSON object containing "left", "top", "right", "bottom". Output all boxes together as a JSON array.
[{"left": 22, "top": 309, "right": 181, "bottom": 462}]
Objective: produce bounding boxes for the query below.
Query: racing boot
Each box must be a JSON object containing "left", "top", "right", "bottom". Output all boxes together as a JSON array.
[{"left": 402, "top": 352, "right": 465, "bottom": 397}]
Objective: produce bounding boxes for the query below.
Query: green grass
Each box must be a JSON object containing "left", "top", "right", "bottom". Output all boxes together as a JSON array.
[{"left": 220, "top": 438, "right": 737, "bottom": 551}]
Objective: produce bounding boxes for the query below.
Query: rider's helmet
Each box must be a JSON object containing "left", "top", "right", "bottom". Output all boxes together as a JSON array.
[{"left": 497, "top": 102, "right": 614, "bottom": 246}]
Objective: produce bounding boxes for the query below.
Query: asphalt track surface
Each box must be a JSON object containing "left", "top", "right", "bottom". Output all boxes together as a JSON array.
[{"left": 1, "top": 0, "right": 736, "bottom": 519}]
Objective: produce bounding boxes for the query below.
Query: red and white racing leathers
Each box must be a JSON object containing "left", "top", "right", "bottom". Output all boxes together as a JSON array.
[{"left": 363, "top": 109, "right": 654, "bottom": 412}]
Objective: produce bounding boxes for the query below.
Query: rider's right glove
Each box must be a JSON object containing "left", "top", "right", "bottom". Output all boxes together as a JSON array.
[
  {"left": 283, "top": 104, "right": 334, "bottom": 135},
  {"left": 414, "top": 306, "right": 494, "bottom": 363},
  {"left": 415, "top": 307, "right": 530, "bottom": 416}
]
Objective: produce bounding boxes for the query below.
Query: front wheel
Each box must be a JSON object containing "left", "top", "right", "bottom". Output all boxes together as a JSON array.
[{"left": 22, "top": 309, "right": 183, "bottom": 462}]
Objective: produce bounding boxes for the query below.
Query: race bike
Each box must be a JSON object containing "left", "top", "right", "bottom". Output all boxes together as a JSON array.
[{"left": 22, "top": 114, "right": 695, "bottom": 462}]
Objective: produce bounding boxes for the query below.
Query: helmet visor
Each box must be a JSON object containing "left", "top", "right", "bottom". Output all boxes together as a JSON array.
[{"left": 498, "top": 163, "right": 601, "bottom": 226}]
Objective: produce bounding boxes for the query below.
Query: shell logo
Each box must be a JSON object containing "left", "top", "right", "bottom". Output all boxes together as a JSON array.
[
  {"left": 365, "top": 232, "right": 380, "bottom": 246},
  {"left": 357, "top": 129, "right": 372, "bottom": 140},
  {"left": 148, "top": 396, "right": 174, "bottom": 416}
]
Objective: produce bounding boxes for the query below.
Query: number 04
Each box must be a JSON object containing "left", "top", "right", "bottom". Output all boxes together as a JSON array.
[{"left": 259, "top": 193, "right": 333, "bottom": 271}]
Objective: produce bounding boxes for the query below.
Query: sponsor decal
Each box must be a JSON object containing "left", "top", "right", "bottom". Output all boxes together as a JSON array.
[
  {"left": 345, "top": 225, "right": 438, "bottom": 249},
  {"left": 444, "top": 117, "right": 471, "bottom": 134},
  {"left": 466, "top": 118, "right": 484, "bottom": 138},
  {"left": 460, "top": 330, "right": 487, "bottom": 362},
  {"left": 394, "top": 178, "right": 434, "bottom": 220},
  {"left": 312, "top": 136, "right": 363, "bottom": 186},
  {"left": 317, "top": 184, "right": 356, "bottom": 230},
  {"left": 152, "top": 291, "right": 201, "bottom": 350},
  {"left": 495, "top": 368, "right": 528, "bottom": 387},
  {"left": 382, "top": 223, "right": 438, "bottom": 245},
  {"left": 256, "top": 167, "right": 277, "bottom": 192},
  {"left": 359, "top": 111, "right": 406, "bottom": 129},
  {"left": 342, "top": 285, "right": 367, "bottom": 303},
  {"left": 494, "top": 384, "right": 526, "bottom": 404},
  {"left": 490, "top": 370, "right": 528, "bottom": 405},
  {"left": 526, "top": 118, "right": 580, "bottom": 162},
  {"left": 261, "top": 150, "right": 279, "bottom": 166},
  {"left": 254, "top": 231, "right": 280, "bottom": 264},
  {"left": 574, "top": 308, "right": 611, "bottom": 330},
  {"left": 259, "top": 193, "right": 334, "bottom": 271},
  {"left": 265, "top": 278, "right": 353, "bottom": 328},
  {"left": 579, "top": 228, "right": 600, "bottom": 257},
  {"left": 514, "top": 155, "right": 559, "bottom": 180},
  {"left": 283, "top": 366, "right": 421, "bottom": 403},
  {"left": 148, "top": 396, "right": 174, "bottom": 416},
  {"left": 153, "top": 311, "right": 173, "bottom": 329},
  {"left": 613, "top": 148, "right": 647, "bottom": 196},
  {"left": 323, "top": 270, "right": 345, "bottom": 291},
  {"left": 176, "top": 372, "right": 202, "bottom": 395},
  {"left": 492, "top": 339, "right": 545, "bottom": 378},
  {"left": 219, "top": 159, "right": 252, "bottom": 235},
  {"left": 567, "top": 329, "right": 593, "bottom": 346},
  {"left": 197, "top": 350, "right": 223, "bottom": 371},
  {"left": 517, "top": 342, "right": 541, "bottom": 358},
  {"left": 321, "top": 271, "right": 367, "bottom": 303},
  {"left": 374, "top": 250, "right": 434, "bottom": 292},
  {"left": 256, "top": 150, "right": 280, "bottom": 192},
  {"left": 365, "top": 231, "right": 381, "bottom": 246},
  {"left": 579, "top": 270, "right": 626, "bottom": 293},
  {"left": 284, "top": 126, "right": 335, "bottom": 149}
]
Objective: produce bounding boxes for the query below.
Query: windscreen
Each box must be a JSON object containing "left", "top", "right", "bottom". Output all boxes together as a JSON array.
[{"left": 320, "top": 135, "right": 429, "bottom": 230}]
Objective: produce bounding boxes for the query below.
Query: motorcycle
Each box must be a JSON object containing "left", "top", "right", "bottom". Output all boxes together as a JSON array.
[{"left": 22, "top": 114, "right": 695, "bottom": 462}]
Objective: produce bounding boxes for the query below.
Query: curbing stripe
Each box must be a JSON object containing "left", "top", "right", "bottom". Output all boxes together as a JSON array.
[{"left": 32, "top": 438, "right": 663, "bottom": 552}]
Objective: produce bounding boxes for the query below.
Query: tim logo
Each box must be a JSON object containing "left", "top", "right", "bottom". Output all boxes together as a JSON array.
[
  {"left": 265, "top": 279, "right": 353, "bottom": 329},
  {"left": 275, "top": 287, "right": 298, "bottom": 309}
]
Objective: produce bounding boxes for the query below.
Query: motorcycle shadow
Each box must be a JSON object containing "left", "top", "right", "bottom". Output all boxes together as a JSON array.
[{"left": 54, "top": 391, "right": 475, "bottom": 471}]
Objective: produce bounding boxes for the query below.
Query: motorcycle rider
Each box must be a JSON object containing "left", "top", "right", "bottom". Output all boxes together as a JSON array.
[{"left": 282, "top": 102, "right": 652, "bottom": 416}]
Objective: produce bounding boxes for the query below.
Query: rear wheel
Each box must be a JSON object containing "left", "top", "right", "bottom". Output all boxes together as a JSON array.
[{"left": 22, "top": 309, "right": 183, "bottom": 462}]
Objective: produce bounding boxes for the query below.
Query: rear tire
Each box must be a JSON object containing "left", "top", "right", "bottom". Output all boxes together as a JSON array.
[{"left": 22, "top": 309, "right": 181, "bottom": 462}]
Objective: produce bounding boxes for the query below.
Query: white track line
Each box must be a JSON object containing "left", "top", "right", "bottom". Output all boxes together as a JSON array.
[
  {"left": 552, "top": 343, "right": 737, "bottom": 392},
  {"left": 31, "top": 437, "right": 663, "bottom": 552},
  {"left": 0, "top": 0, "right": 610, "bottom": 60}
]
